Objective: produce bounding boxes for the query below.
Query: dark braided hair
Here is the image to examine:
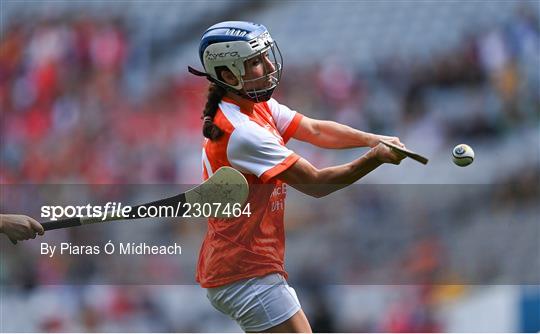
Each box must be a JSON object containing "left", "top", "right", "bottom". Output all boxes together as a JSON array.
[{"left": 202, "top": 83, "right": 226, "bottom": 140}]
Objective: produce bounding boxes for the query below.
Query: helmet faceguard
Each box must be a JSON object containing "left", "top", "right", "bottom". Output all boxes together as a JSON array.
[
  {"left": 237, "top": 44, "right": 283, "bottom": 102},
  {"left": 190, "top": 21, "right": 283, "bottom": 102}
]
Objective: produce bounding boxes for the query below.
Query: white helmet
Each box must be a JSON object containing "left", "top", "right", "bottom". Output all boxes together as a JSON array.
[{"left": 189, "top": 21, "right": 283, "bottom": 102}]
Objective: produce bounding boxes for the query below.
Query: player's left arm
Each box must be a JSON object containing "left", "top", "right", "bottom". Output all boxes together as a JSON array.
[{"left": 292, "top": 116, "right": 402, "bottom": 149}]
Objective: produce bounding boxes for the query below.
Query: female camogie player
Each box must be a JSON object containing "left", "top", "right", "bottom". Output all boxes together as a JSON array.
[{"left": 189, "top": 21, "right": 406, "bottom": 332}]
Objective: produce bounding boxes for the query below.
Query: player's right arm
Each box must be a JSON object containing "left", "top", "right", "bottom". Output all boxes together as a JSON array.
[
  {"left": 0, "top": 214, "right": 44, "bottom": 244},
  {"left": 277, "top": 143, "right": 405, "bottom": 198}
]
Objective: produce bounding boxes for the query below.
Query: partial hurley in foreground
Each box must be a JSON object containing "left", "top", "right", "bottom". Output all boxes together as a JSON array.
[{"left": 41, "top": 167, "right": 249, "bottom": 231}]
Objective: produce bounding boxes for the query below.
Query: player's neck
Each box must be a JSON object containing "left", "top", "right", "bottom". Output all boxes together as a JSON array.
[{"left": 224, "top": 92, "right": 255, "bottom": 113}]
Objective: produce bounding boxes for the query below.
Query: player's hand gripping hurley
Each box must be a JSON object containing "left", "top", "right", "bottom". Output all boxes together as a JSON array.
[{"left": 379, "top": 139, "right": 429, "bottom": 165}]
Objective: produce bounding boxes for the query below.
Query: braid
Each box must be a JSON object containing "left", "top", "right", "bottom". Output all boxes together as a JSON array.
[{"left": 202, "top": 83, "right": 226, "bottom": 140}]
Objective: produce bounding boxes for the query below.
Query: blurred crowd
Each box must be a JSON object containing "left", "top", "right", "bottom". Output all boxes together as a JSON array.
[
  {"left": 277, "top": 5, "right": 538, "bottom": 143},
  {"left": 1, "top": 7, "right": 538, "bottom": 185},
  {"left": 1, "top": 4, "right": 539, "bottom": 333},
  {"left": 1, "top": 15, "right": 205, "bottom": 185}
]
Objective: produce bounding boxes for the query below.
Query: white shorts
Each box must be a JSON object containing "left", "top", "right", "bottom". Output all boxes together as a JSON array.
[{"left": 206, "top": 273, "right": 301, "bottom": 332}]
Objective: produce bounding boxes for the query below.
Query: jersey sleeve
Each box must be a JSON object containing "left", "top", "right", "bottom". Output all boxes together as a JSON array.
[
  {"left": 266, "top": 98, "right": 303, "bottom": 143},
  {"left": 227, "top": 121, "right": 300, "bottom": 183}
]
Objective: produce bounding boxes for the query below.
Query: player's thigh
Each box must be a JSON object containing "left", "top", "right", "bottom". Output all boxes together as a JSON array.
[
  {"left": 207, "top": 273, "right": 305, "bottom": 332},
  {"left": 261, "top": 309, "right": 312, "bottom": 333}
]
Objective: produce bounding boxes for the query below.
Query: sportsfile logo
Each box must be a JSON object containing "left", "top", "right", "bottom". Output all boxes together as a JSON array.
[
  {"left": 41, "top": 201, "right": 252, "bottom": 221},
  {"left": 205, "top": 50, "right": 240, "bottom": 60}
]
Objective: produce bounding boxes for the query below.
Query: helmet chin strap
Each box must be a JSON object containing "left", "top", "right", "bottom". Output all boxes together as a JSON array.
[
  {"left": 188, "top": 66, "right": 274, "bottom": 102},
  {"left": 245, "top": 87, "right": 275, "bottom": 102}
]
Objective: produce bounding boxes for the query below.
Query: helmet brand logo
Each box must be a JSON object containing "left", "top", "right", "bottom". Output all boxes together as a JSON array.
[{"left": 205, "top": 50, "right": 240, "bottom": 60}]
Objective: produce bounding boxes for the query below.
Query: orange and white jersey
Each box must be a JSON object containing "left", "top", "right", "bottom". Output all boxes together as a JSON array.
[{"left": 196, "top": 96, "right": 303, "bottom": 288}]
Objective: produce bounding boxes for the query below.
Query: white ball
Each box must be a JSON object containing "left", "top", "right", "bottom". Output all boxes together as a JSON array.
[{"left": 452, "top": 144, "right": 474, "bottom": 167}]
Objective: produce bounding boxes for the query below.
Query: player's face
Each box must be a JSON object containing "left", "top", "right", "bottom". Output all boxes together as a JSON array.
[{"left": 241, "top": 51, "right": 277, "bottom": 91}]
